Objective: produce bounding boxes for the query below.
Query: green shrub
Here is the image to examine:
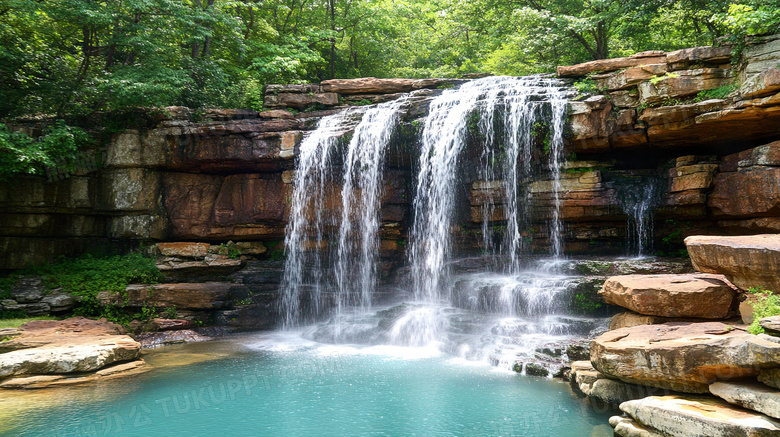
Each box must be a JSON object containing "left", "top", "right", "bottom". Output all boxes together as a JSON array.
[
  {"left": 748, "top": 288, "right": 780, "bottom": 335},
  {"left": 0, "top": 121, "right": 93, "bottom": 181}
]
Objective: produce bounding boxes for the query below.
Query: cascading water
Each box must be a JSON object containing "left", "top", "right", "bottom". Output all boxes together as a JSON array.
[
  {"left": 335, "top": 97, "right": 408, "bottom": 313},
  {"left": 616, "top": 177, "right": 660, "bottom": 257},
  {"left": 286, "top": 76, "right": 607, "bottom": 376},
  {"left": 280, "top": 98, "right": 406, "bottom": 328},
  {"left": 410, "top": 76, "right": 572, "bottom": 299}
]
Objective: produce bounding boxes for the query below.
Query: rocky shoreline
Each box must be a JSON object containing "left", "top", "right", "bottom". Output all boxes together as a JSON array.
[{"left": 568, "top": 234, "right": 780, "bottom": 436}]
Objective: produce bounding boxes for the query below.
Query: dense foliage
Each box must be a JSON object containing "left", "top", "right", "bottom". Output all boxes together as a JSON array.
[{"left": 0, "top": 0, "right": 778, "bottom": 118}]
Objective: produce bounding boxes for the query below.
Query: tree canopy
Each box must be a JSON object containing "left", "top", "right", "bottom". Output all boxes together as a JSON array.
[{"left": 1, "top": 0, "right": 778, "bottom": 117}]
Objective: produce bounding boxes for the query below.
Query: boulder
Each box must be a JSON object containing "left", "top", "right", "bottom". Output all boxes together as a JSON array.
[
  {"left": 98, "top": 282, "right": 234, "bottom": 309},
  {"left": 600, "top": 274, "right": 737, "bottom": 319},
  {"left": 618, "top": 395, "right": 780, "bottom": 437},
  {"left": 685, "top": 235, "right": 780, "bottom": 293},
  {"left": 0, "top": 339, "right": 140, "bottom": 377},
  {"left": 0, "top": 318, "right": 140, "bottom": 379},
  {"left": 710, "top": 381, "right": 780, "bottom": 419},
  {"left": 591, "top": 322, "right": 780, "bottom": 393}
]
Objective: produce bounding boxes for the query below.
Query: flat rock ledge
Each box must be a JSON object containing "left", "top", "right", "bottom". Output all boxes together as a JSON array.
[
  {"left": 600, "top": 273, "right": 737, "bottom": 319},
  {"left": 0, "top": 318, "right": 141, "bottom": 389},
  {"left": 710, "top": 381, "right": 780, "bottom": 420},
  {"left": 569, "top": 361, "right": 666, "bottom": 407},
  {"left": 591, "top": 322, "right": 780, "bottom": 393},
  {"left": 686, "top": 234, "right": 780, "bottom": 293},
  {"left": 611, "top": 395, "right": 780, "bottom": 437}
]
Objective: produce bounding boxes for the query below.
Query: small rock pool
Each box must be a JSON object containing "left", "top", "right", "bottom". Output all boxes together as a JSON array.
[{"left": 0, "top": 332, "right": 614, "bottom": 436}]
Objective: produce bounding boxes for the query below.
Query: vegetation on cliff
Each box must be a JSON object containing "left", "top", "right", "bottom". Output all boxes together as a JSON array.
[{"left": 0, "top": 0, "right": 778, "bottom": 119}]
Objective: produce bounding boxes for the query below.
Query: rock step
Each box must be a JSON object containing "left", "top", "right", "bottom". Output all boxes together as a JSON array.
[
  {"left": 710, "top": 381, "right": 780, "bottom": 420},
  {"left": 686, "top": 234, "right": 780, "bottom": 293},
  {"left": 591, "top": 322, "right": 780, "bottom": 393},
  {"left": 0, "top": 359, "right": 148, "bottom": 389},
  {"left": 614, "top": 395, "right": 780, "bottom": 437},
  {"left": 569, "top": 361, "right": 664, "bottom": 407},
  {"left": 600, "top": 273, "right": 737, "bottom": 319}
]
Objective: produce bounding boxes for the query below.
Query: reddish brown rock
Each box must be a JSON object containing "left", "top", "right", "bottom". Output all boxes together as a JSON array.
[
  {"left": 98, "top": 283, "right": 233, "bottom": 309},
  {"left": 157, "top": 242, "right": 210, "bottom": 258},
  {"left": 709, "top": 167, "right": 780, "bottom": 218},
  {"left": 320, "top": 77, "right": 447, "bottom": 94},
  {"left": 595, "top": 64, "right": 668, "bottom": 91},
  {"left": 151, "top": 318, "right": 192, "bottom": 331},
  {"left": 557, "top": 52, "right": 667, "bottom": 77},
  {"left": 591, "top": 322, "right": 780, "bottom": 393},
  {"left": 686, "top": 234, "right": 780, "bottom": 293},
  {"left": 600, "top": 274, "right": 737, "bottom": 319},
  {"left": 264, "top": 92, "right": 339, "bottom": 109},
  {"left": 666, "top": 45, "right": 732, "bottom": 68}
]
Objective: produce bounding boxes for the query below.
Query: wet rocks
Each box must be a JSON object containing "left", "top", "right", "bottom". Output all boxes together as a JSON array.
[
  {"left": 614, "top": 395, "right": 780, "bottom": 437},
  {"left": 685, "top": 234, "right": 780, "bottom": 293},
  {"left": 599, "top": 273, "right": 737, "bottom": 319},
  {"left": 590, "top": 322, "right": 780, "bottom": 393}
]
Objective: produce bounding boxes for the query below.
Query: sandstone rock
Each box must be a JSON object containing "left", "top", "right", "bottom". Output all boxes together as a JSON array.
[
  {"left": 99, "top": 168, "right": 161, "bottom": 212},
  {"left": 666, "top": 45, "right": 732, "bottom": 68},
  {"left": 591, "top": 322, "right": 780, "bottom": 393},
  {"left": 595, "top": 64, "right": 668, "bottom": 91},
  {"left": 151, "top": 318, "right": 192, "bottom": 331},
  {"left": 762, "top": 316, "right": 780, "bottom": 336},
  {"left": 264, "top": 92, "right": 339, "bottom": 109},
  {"left": 99, "top": 283, "right": 233, "bottom": 309},
  {"left": 157, "top": 242, "right": 210, "bottom": 258},
  {"left": 619, "top": 395, "right": 780, "bottom": 437},
  {"left": 156, "top": 257, "right": 244, "bottom": 282},
  {"left": 557, "top": 52, "right": 667, "bottom": 77},
  {"left": 135, "top": 330, "right": 211, "bottom": 348},
  {"left": 9, "top": 277, "right": 44, "bottom": 303},
  {"left": 710, "top": 381, "right": 780, "bottom": 419},
  {"left": 600, "top": 274, "right": 737, "bottom": 319},
  {"left": 320, "top": 77, "right": 447, "bottom": 94},
  {"left": 610, "top": 90, "right": 641, "bottom": 107},
  {"left": 0, "top": 336, "right": 140, "bottom": 377},
  {"left": 570, "top": 361, "right": 662, "bottom": 406},
  {"left": 0, "top": 360, "right": 148, "bottom": 389},
  {"left": 685, "top": 235, "right": 780, "bottom": 293},
  {"left": 611, "top": 416, "right": 665, "bottom": 437},
  {"left": 709, "top": 167, "right": 780, "bottom": 218},
  {"left": 760, "top": 369, "right": 780, "bottom": 389},
  {"left": 742, "top": 68, "right": 780, "bottom": 99},
  {"left": 639, "top": 68, "right": 733, "bottom": 105},
  {"left": 609, "top": 311, "right": 710, "bottom": 330}
]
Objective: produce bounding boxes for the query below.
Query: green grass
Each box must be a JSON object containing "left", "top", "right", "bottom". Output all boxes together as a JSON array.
[
  {"left": 0, "top": 316, "right": 57, "bottom": 329},
  {"left": 748, "top": 287, "right": 780, "bottom": 335}
]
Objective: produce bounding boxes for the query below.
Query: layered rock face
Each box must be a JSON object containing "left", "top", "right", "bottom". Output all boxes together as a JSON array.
[{"left": 2, "top": 36, "right": 780, "bottom": 270}]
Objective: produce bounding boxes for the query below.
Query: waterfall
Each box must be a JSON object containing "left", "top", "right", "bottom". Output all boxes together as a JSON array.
[
  {"left": 280, "top": 98, "right": 406, "bottom": 328},
  {"left": 410, "top": 76, "right": 572, "bottom": 301},
  {"left": 619, "top": 179, "right": 659, "bottom": 257},
  {"left": 335, "top": 97, "right": 408, "bottom": 313}
]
